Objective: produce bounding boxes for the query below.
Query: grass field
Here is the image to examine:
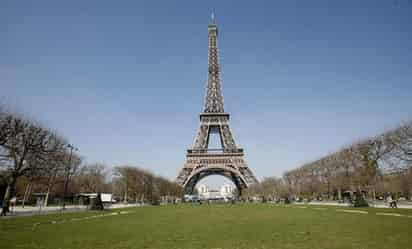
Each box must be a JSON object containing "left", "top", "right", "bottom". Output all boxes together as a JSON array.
[{"left": 1, "top": 204, "right": 412, "bottom": 249}]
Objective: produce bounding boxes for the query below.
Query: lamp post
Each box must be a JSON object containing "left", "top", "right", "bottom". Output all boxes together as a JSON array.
[{"left": 62, "top": 144, "right": 77, "bottom": 210}]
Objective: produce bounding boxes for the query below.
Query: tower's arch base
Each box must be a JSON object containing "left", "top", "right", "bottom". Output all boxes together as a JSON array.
[
  {"left": 183, "top": 167, "right": 247, "bottom": 195},
  {"left": 177, "top": 152, "right": 258, "bottom": 196}
]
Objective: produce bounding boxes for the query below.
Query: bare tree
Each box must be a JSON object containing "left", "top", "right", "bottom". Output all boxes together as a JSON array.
[
  {"left": 76, "top": 163, "right": 107, "bottom": 193},
  {"left": 41, "top": 150, "right": 67, "bottom": 206},
  {"left": 61, "top": 151, "right": 81, "bottom": 209},
  {"left": 0, "top": 111, "right": 66, "bottom": 215}
]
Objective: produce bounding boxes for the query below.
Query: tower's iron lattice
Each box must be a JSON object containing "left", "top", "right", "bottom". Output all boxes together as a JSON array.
[{"left": 176, "top": 15, "right": 258, "bottom": 195}]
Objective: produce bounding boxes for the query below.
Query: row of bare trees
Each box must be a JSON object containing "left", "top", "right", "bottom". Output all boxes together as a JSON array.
[
  {"left": 1, "top": 107, "right": 182, "bottom": 215},
  {"left": 245, "top": 122, "right": 412, "bottom": 201},
  {"left": 113, "top": 166, "right": 183, "bottom": 204}
]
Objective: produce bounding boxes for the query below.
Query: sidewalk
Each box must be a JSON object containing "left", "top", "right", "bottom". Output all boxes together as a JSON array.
[
  {"left": 2, "top": 203, "right": 142, "bottom": 218},
  {"left": 302, "top": 201, "right": 412, "bottom": 209}
]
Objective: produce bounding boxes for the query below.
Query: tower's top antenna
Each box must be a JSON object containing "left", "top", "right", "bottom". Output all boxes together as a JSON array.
[{"left": 211, "top": 9, "right": 216, "bottom": 24}]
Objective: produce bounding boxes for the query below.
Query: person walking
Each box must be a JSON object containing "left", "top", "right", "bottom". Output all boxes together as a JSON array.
[{"left": 387, "top": 195, "right": 397, "bottom": 208}]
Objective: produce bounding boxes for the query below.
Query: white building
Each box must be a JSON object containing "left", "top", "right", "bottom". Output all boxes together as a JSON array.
[
  {"left": 196, "top": 184, "right": 209, "bottom": 195},
  {"left": 220, "top": 183, "right": 235, "bottom": 198},
  {"left": 196, "top": 183, "right": 235, "bottom": 200}
]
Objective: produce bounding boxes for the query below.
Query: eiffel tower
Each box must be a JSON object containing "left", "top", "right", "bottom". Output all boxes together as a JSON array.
[{"left": 176, "top": 14, "right": 258, "bottom": 195}]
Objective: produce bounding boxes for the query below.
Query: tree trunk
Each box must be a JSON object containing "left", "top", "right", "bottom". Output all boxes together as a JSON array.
[
  {"left": 1, "top": 176, "right": 17, "bottom": 216},
  {"left": 22, "top": 183, "right": 32, "bottom": 208},
  {"left": 327, "top": 181, "right": 331, "bottom": 200},
  {"left": 337, "top": 188, "right": 342, "bottom": 201},
  {"left": 123, "top": 190, "right": 127, "bottom": 203},
  {"left": 1, "top": 185, "right": 11, "bottom": 215},
  {"left": 44, "top": 185, "right": 51, "bottom": 207}
]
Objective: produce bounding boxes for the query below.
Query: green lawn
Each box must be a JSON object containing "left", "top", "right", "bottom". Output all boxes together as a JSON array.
[{"left": 1, "top": 204, "right": 412, "bottom": 249}]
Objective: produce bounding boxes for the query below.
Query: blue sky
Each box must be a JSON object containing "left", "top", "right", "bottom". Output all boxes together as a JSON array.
[{"left": 1, "top": 0, "right": 412, "bottom": 186}]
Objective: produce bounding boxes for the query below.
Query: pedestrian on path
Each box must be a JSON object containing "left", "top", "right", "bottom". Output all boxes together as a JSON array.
[{"left": 387, "top": 195, "right": 397, "bottom": 208}]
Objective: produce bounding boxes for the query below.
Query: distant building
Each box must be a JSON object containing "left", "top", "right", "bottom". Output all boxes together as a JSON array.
[
  {"left": 220, "top": 183, "right": 235, "bottom": 198},
  {"left": 196, "top": 184, "right": 209, "bottom": 195},
  {"left": 201, "top": 190, "right": 222, "bottom": 200},
  {"left": 196, "top": 183, "right": 235, "bottom": 200}
]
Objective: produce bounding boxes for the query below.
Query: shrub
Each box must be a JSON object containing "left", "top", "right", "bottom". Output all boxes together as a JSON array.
[{"left": 353, "top": 191, "right": 369, "bottom": 208}]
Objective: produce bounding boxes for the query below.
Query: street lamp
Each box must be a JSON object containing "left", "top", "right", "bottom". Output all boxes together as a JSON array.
[{"left": 62, "top": 143, "right": 78, "bottom": 210}]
